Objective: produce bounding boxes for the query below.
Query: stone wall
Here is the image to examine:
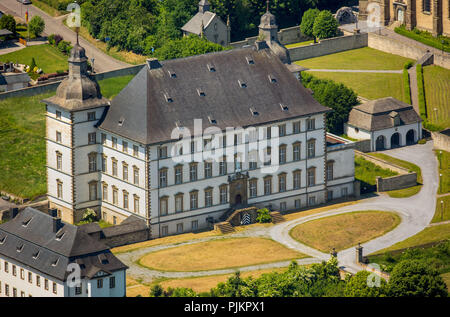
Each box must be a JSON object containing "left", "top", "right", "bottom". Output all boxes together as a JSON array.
[
  {"left": 229, "top": 25, "right": 309, "bottom": 48},
  {"left": 432, "top": 129, "right": 450, "bottom": 152},
  {"left": 353, "top": 139, "right": 372, "bottom": 153},
  {"left": 288, "top": 33, "right": 368, "bottom": 61},
  {"left": 101, "top": 230, "right": 150, "bottom": 248},
  {"left": 368, "top": 32, "right": 450, "bottom": 69}
]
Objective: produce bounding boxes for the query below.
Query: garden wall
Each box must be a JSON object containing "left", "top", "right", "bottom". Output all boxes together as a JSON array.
[
  {"left": 353, "top": 139, "right": 372, "bottom": 153},
  {"left": 288, "top": 33, "right": 368, "bottom": 61},
  {"left": 431, "top": 129, "right": 450, "bottom": 152},
  {"left": 229, "top": 25, "right": 309, "bottom": 48}
]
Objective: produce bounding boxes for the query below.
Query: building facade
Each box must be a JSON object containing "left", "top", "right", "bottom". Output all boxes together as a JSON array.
[
  {"left": 359, "top": 0, "right": 450, "bottom": 36},
  {"left": 0, "top": 207, "right": 127, "bottom": 297},
  {"left": 182, "top": 0, "right": 231, "bottom": 46}
]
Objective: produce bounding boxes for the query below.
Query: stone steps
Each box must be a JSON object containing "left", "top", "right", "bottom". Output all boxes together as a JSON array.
[
  {"left": 270, "top": 212, "right": 286, "bottom": 224},
  {"left": 214, "top": 221, "right": 235, "bottom": 234}
]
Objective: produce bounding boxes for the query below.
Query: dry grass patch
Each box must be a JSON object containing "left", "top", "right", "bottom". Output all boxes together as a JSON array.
[
  {"left": 139, "top": 237, "right": 307, "bottom": 272},
  {"left": 159, "top": 267, "right": 288, "bottom": 293},
  {"left": 290, "top": 211, "right": 401, "bottom": 253},
  {"left": 283, "top": 200, "right": 359, "bottom": 222}
]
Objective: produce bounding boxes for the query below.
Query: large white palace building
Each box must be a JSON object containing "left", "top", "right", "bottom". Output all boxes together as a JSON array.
[{"left": 44, "top": 11, "right": 356, "bottom": 239}]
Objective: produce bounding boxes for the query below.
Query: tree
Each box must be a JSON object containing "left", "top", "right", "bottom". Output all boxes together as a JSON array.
[
  {"left": 388, "top": 260, "right": 448, "bottom": 297},
  {"left": 312, "top": 10, "right": 338, "bottom": 40},
  {"left": 150, "top": 284, "right": 163, "bottom": 297},
  {"left": 29, "top": 15, "right": 45, "bottom": 38},
  {"left": 300, "top": 8, "right": 319, "bottom": 41},
  {"left": 0, "top": 14, "right": 16, "bottom": 34},
  {"left": 256, "top": 208, "right": 272, "bottom": 223},
  {"left": 300, "top": 72, "right": 358, "bottom": 135},
  {"left": 344, "top": 271, "right": 388, "bottom": 297}
]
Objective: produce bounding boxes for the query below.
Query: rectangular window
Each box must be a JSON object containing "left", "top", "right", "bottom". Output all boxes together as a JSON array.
[
  {"left": 307, "top": 140, "right": 315, "bottom": 158},
  {"left": 122, "top": 141, "right": 128, "bottom": 153},
  {"left": 177, "top": 223, "right": 183, "bottom": 234},
  {"left": 190, "top": 192, "right": 198, "bottom": 210},
  {"left": 423, "top": 0, "right": 431, "bottom": 12},
  {"left": 161, "top": 226, "right": 169, "bottom": 237},
  {"left": 266, "top": 127, "right": 271, "bottom": 139},
  {"left": 205, "top": 189, "right": 213, "bottom": 207},
  {"left": 101, "top": 133, "right": 107, "bottom": 145},
  {"left": 159, "top": 146, "right": 167, "bottom": 158},
  {"left": 20, "top": 268, "right": 24, "bottom": 280},
  {"left": 308, "top": 196, "right": 316, "bottom": 206},
  {"left": 113, "top": 216, "right": 117, "bottom": 225},
  {"left": 113, "top": 188, "right": 118, "bottom": 205},
  {"left": 88, "top": 132, "right": 96, "bottom": 145},
  {"left": 75, "top": 286, "right": 82, "bottom": 295},
  {"left": 191, "top": 140, "right": 196, "bottom": 153},
  {"left": 279, "top": 146, "right": 286, "bottom": 164},
  {"left": 327, "top": 190, "right": 333, "bottom": 201},
  {"left": 326, "top": 162, "right": 334, "bottom": 181},
  {"left": 28, "top": 272, "right": 32, "bottom": 283},
  {"left": 123, "top": 163, "right": 128, "bottom": 181},
  {"left": 175, "top": 165, "right": 183, "bottom": 184},
  {"left": 57, "top": 181, "right": 63, "bottom": 199},
  {"left": 279, "top": 124, "right": 286, "bottom": 137},
  {"left": 308, "top": 168, "right": 316, "bottom": 187},
  {"left": 112, "top": 137, "right": 117, "bottom": 148},
  {"left": 175, "top": 195, "right": 183, "bottom": 212},
  {"left": 278, "top": 174, "right": 286, "bottom": 192},
  {"left": 97, "top": 279, "right": 103, "bottom": 289},
  {"left": 87, "top": 112, "right": 96, "bottom": 121},
  {"left": 13, "top": 288, "right": 17, "bottom": 297},
  {"left": 249, "top": 180, "right": 257, "bottom": 198},
  {"left": 341, "top": 187, "right": 348, "bottom": 198},
  {"left": 220, "top": 186, "right": 228, "bottom": 204},
  {"left": 89, "top": 182, "right": 97, "bottom": 201},
  {"left": 204, "top": 162, "right": 212, "bottom": 178},
  {"left": 56, "top": 152, "right": 62, "bottom": 170},
  {"left": 45, "top": 279, "right": 49, "bottom": 290},
  {"left": 123, "top": 191, "right": 129, "bottom": 209},
  {"left": 5, "top": 284, "right": 9, "bottom": 297},
  {"left": 295, "top": 199, "right": 301, "bottom": 209},
  {"left": 134, "top": 195, "right": 140, "bottom": 213},
  {"left": 159, "top": 169, "right": 167, "bottom": 188},
  {"left": 293, "top": 171, "right": 301, "bottom": 189},
  {"left": 56, "top": 110, "right": 61, "bottom": 119},
  {"left": 249, "top": 152, "right": 257, "bottom": 170},
  {"left": 293, "top": 143, "right": 301, "bottom": 161},
  {"left": 160, "top": 198, "right": 168, "bottom": 216},
  {"left": 102, "top": 184, "right": 108, "bottom": 201},
  {"left": 219, "top": 159, "right": 227, "bottom": 175},
  {"left": 280, "top": 202, "right": 287, "bottom": 211},
  {"left": 88, "top": 154, "right": 97, "bottom": 172},
  {"left": 133, "top": 145, "right": 139, "bottom": 157},
  {"left": 190, "top": 164, "right": 198, "bottom": 181},
  {"left": 264, "top": 147, "right": 271, "bottom": 166},
  {"left": 12, "top": 265, "right": 16, "bottom": 276},
  {"left": 192, "top": 220, "right": 198, "bottom": 231},
  {"left": 110, "top": 277, "right": 116, "bottom": 289},
  {"left": 293, "top": 121, "right": 301, "bottom": 134},
  {"left": 133, "top": 167, "right": 139, "bottom": 185},
  {"left": 112, "top": 159, "right": 118, "bottom": 176},
  {"left": 307, "top": 118, "right": 315, "bottom": 131},
  {"left": 264, "top": 178, "right": 272, "bottom": 195},
  {"left": 56, "top": 131, "right": 62, "bottom": 143}
]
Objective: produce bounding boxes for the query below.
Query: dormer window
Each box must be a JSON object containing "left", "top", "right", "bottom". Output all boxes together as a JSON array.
[
  {"left": 98, "top": 254, "right": 109, "bottom": 265},
  {"left": 207, "top": 64, "right": 216, "bottom": 72},
  {"left": 246, "top": 57, "right": 255, "bottom": 65},
  {"left": 16, "top": 244, "right": 24, "bottom": 252},
  {"left": 250, "top": 107, "right": 259, "bottom": 116},
  {"left": 32, "top": 250, "right": 40, "bottom": 259},
  {"left": 22, "top": 217, "right": 33, "bottom": 227},
  {"left": 239, "top": 80, "right": 247, "bottom": 88},
  {"left": 51, "top": 258, "right": 59, "bottom": 267},
  {"left": 118, "top": 117, "right": 125, "bottom": 127},
  {"left": 168, "top": 71, "right": 177, "bottom": 78},
  {"left": 269, "top": 75, "right": 277, "bottom": 83},
  {"left": 208, "top": 116, "right": 217, "bottom": 125},
  {"left": 280, "top": 103, "right": 289, "bottom": 111},
  {"left": 0, "top": 236, "right": 6, "bottom": 244},
  {"left": 197, "top": 89, "right": 206, "bottom": 97},
  {"left": 55, "top": 231, "right": 65, "bottom": 241},
  {"left": 164, "top": 92, "right": 173, "bottom": 103}
]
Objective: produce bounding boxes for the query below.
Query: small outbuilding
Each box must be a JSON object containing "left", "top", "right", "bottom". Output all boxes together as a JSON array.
[{"left": 344, "top": 97, "right": 422, "bottom": 151}]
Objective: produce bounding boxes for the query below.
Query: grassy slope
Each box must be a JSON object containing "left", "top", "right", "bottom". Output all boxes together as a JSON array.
[
  {"left": 355, "top": 156, "right": 398, "bottom": 186},
  {"left": 138, "top": 237, "right": 307, "bottom": 272},
  {"left": 423, "top": 65, "right": 450, "bottom": 131},
  {"left": 436, "top": 150, "right": 450, "bottom": 195},
  {"left": 0, "top": 44, "right": 68, "bottom": 74},
  {"left": 305, "top": 71, "right": 406, "bottom": 102},
  {"left": 0, "top": 75, "right": 133, "bottom": 199},
  {"left": 295, "top": 47, "right": 414, "bottom": 70},
  {"left": 289, "top": 211, "right": 401, "bottom": 253},
  {"left": 432, "top": 195, "right": 450, "bottom": 223},
  {"left": 371, "top": 223, "right": 450, "bottom": 255}
]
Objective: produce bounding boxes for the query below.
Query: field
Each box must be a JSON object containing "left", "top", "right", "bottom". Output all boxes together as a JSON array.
[
  {"left": 436, "top": 150, "right": 450, "bottom": 195},
  {"left": 295, "top": 47, "right": 414, "bottom": 70},
  {"left": 138, "top": 237, "right": 307, "bottom": 272},
  {"left": 371, "top": 223, "right": 450, "bottom": 255},
  {"left": 423, "top": 65, "right": 450, "bottom": 131},
  {"left": 305, "top": 71, "right": 407, "bottom": 102},
  {"left": 289, "top": 211, "right": 401, "bottom": 253},
  {"left": 368, "top": 152, "right": 423, "bottom": 198},
  {"left": 355, "top": 156, "right": 398, "bottom": 188},
  {"left": 0, "top": 75, "right": 133, "bottom": 199},
  {"left": 432, "top": 195, "right": 450, "bottom": 223},
  {"left": 0, "top": 44, "right": 68, "bottom": 74}
]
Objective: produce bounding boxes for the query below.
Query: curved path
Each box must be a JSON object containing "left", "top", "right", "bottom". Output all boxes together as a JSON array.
[
  {"left": 270, "top": 141, "right": 438, "bottom": 273},
  {"left": 117, "top": 141, "right": 437, "bottom": 283}
]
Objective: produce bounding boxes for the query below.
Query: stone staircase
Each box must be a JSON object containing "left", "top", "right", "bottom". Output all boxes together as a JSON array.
[
  {"left": 214, "top": 221, "right": 235, "bottom": 234},
  {"left": 270, "top": 211, "right": 286, "bottom": 224}
]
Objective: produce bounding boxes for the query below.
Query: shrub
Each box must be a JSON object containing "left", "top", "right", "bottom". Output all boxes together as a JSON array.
[
  {"left": 256, "top": 208, "right": 272, "bottom": 223},
  {"left": 418, "top": 138, "right": 427, "bottom": 144},
  {"left": 150, "top": 284, "right": 163, "bottom": 297},
  {"left": 80, "top": 208, "right": 97, "bottom": 223},
  {"left": 344, "top": 270, "right": 388, "bottom": 297},
  {"left": 0, "top": 14, "right": 16, "bottom": 34},
  {"left": 54, "top": 34, "right": 63, "bottom": 46},
  {"left": 29, "top": 15, "right": 45, "bottom": 38},
  {"left": 48, "top": 34, "right": 55, "bottom": 45},
  {"left": 404, "top": 61, "right": 414, "bottom": 69},
  {"left": 30, "top": 58, "right": 37, "bottom": 72}
]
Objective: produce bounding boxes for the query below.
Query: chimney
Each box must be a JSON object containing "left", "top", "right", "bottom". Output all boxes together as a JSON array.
[
  {"left": 53, "top": 217, "right": 62, "bottom": 233},
  {"left": 147, "top": 58, "right": 162, "bottom": 70},
  {"left": 49, "top": 208, "right": 58, "bottom": 218},
  {"left": 11, "top": 208, "right": 19, "bottom": 219}
]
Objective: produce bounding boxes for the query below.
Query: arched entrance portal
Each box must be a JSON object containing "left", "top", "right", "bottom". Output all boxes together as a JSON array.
[
  {"left": 376, "top": 135, "right": 385, "bottom": 151},
  {"left": 406, "top": 129, "right": 415, "bottom": 145},
  {"left": 235, "top": 194, "right": 242, "bottom": 205},
  {"left": 391, "top": 133, "right": 400, "bottom": 148}
]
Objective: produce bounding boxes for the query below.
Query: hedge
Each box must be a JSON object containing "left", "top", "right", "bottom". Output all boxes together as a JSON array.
[
  {"left": 403, "top": 69, "right": 412, "bottom": 105},
  {"left": 416, "top": 64, "right": 426, "bottom": 118},
  {"left": 395, "top": 25, "right": 450, "bottom": 53}
]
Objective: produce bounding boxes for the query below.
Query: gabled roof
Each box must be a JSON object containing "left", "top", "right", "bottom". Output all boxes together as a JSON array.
[
  {"left": 0, "top": 207, "right": 127, "bottom": 281},
  {"left": 181, "top": 11, "right": 217, "bottom": 35},
  {"left": 347, "top": 97, "right": 422, "bottom": 131},
  {"left": 99, "top": 46, "right": 330, "bottom": 145}
]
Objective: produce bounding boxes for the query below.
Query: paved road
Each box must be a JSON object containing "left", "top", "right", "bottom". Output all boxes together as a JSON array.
[
  {"left": 0, "top": 0, "right": 130, "bottom": 72},
  {"left": 270, "top": 141, "right": 438, "bottom": 273}
]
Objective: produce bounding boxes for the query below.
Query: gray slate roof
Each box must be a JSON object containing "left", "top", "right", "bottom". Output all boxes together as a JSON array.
[
  {"left": 347, "top": 97, "right": 422, "bottom": 131},
  {"left": 99, "top": 46, "right": 330, "bottom": 145},
  {"left": 0, "top": 72, "right": 30, "bottom": 85},
  {"left": 0, "top": 207, "right": 127, "bottom": 281},
  {"left": 181, "top": 11, "right": 216, "bottom": 35}
]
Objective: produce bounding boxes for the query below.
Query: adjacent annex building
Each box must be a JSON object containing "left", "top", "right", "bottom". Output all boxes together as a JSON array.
[
  {"left": 345, "top": 97, "right": 422, "bottom": 151},
  {"left": 44, "top": 12, "right": 356, "bottom": 239},
  {"left": 182, "top": 0, "right": 231, "bottom": 46},
  {"left": 0, "top": 207, "right": 127, "bottom": 297}
]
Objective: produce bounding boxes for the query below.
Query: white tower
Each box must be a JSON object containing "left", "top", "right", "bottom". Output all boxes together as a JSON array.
[{"left": 43, "top": 36, "right": 109, "bottom": 224}]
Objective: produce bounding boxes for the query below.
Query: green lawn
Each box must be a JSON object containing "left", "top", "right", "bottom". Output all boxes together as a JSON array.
[
  {"left": 0, "top": 44, "right": 68, "bottom": 74},
  {"left": 423, "top": 65, "right": 450, "bottom": 131},
  {"left": 285, "top": 40, "right": 315, "bottom": 48},
  {"left": 370, "top": 223, "right": 450, "bottom": 255},
  {"left": 295, "top": 47, "right": 414, "bottom": 70},
  {"left": 355, "top": 156, "right": 398, "bottom": 188},
  {"left": 0, "top": 75, "right": 134, "bottom": 199},
  {"left": 432, "top": 195, "right": 450, "bottom": 224},
  {"left": 436, "top": 150, "right": 450, "bottom": 195},
  {"left": 305, "top": 71, "right": 407, "bottom": 102},
  {"left": 368, "top": 152, "right": 423, "bottom": 198}
]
